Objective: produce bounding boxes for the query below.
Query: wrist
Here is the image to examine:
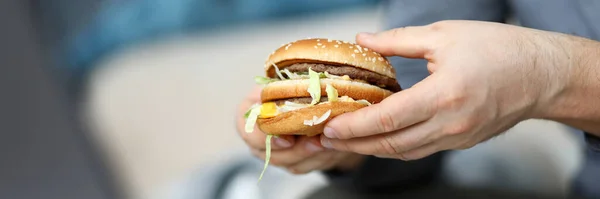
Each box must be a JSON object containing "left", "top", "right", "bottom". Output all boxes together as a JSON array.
[
  {"left": 527, "top": 32, "right": 574, "bottom": 119},
  {"left": 533, "top": 34, "right": 600, "bottom": 124}
]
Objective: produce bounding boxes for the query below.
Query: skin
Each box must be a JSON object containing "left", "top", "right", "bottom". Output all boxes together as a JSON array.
[
  {"left": 319, "top": 20, "right": 600, "bottom": 160},
  {"left": 236, "top": 86, "right": 365, "bottom": 174}
]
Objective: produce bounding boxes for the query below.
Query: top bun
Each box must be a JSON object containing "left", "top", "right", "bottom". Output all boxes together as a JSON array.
[{"left": 264, "top": 38, "right": 397, "bottom": 79}]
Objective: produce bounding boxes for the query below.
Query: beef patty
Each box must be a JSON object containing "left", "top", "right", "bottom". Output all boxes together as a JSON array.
[{"left": 285, "top": 63, "right": 401, "bottom": 92}]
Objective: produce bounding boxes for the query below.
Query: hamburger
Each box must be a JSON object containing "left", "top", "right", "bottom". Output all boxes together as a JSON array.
[
  {"left": 245, "top": 38, "right": 401, "bottom": 136},
  {"left": 244, "top": 38, "right": 401, "bottom": 181}
]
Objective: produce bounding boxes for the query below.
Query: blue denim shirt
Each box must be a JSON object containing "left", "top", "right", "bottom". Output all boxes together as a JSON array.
[{"left": 383, "top": 0, "right": 600, "bottom": 197}]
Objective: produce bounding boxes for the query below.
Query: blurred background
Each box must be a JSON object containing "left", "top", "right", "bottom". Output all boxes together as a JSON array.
[{"left": 0, "top": 0, "right": 587, "bottom": 199}]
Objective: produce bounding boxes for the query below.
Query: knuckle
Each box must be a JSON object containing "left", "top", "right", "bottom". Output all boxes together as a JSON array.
[
  {"left": 429, "top": 21, "right": 450, "bottom": 32},
  {"left": 390, "top": 27, "right": 405, "bottom": 38},
  {"left": 437, "top": 91, "right": 467, "bottom": 111},
  {"left": 395, "top": 153, "right": 410, "bottom": 161},
  {"left": 456, "top": 140, "right": 477, "bottom": 150},
  {"left": 376, "top": 109, "right": 396, "bottom": 133},
  {"left": 377, "top": 135, "right": 400, "bottom": 155},
  {"left": 289, "top": 168, "right": 308, "bottom": 175},
  {"left": 270, "top": 159, "right": 286, "bottom": 167},
  {"left": 444, "top": 120, "right": 474, "bottom": 136}
]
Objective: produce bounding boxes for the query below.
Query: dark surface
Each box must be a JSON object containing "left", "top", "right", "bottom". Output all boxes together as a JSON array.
[
  {"left": 0, "top": 1, "right": 122, "bottom": 199},
  {"left": 305, "top": 184, "right": 590, "bottom": 199}
]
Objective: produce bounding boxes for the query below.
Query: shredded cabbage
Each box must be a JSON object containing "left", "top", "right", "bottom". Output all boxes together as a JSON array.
[
  {"left": 303, "top": 110, "right": 332, "bottom": 126},
  {"left": 325, "top": 84, "right": 338, "bottom": 102},
  {"left": 307, "top": 68, "right": 321, "bottom": 105},
  {"left": 244, "top": 103, "right": 260, "bottom": 118},
  {"left": 271, "top": 62, "right": 285, "bottom": 80},
  {"left": 244, "top": 105, "right": 262, "bottom": 133},
  {"left": 258, "top": 134, "right": 273, "bottom": 183},
  {"left": 278, "top": 101, "right": 310, "bottom": 112},
  {"left": 281, "top": 69, "right": 297, "bottom": 79},
  {"left": 356, "top": 99, "right": 372, "bottom": 106},
  {"left": 339, "top": 96, "right": 354, "bottom": 102},
  {"left": 254, "top": 76, "right": 275, "bottom": 85}
]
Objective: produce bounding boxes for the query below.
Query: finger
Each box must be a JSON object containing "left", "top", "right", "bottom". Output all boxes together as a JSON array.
[
  {"left": 324, "top": 79, "right": 437, "bottom": 140},
  {"left": 321, "top": 121, "right": 436, "bottom": 155},
  {"left": 241, "top": 130, "right": 296, "bottom": 150},
  {"left": 287, "top": 151, "right": 335, "bottom": 174},
  {"left": 252, "top": 136, "right": 325, "bottom": 167},
  {"left": 355, "top": 25, "right": 435, "bottom": 58},
  {"left": 397, "top": 142, "right": 443, "bottom": 161}
]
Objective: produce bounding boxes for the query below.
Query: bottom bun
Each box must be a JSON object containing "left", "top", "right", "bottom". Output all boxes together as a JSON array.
[{"left": 256, "top": 101, "right": 366, "bottom": 136}]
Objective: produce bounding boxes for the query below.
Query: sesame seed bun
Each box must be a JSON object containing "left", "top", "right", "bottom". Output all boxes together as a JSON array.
[
  {"left": 255, "top": 38, "right": 400, "bottom": 136},
  {"left": 256, "top": 101, "right": 367, "bottom": 136},
  {"left": 265, "top": 38, "right": 396, "bottom": 79}
]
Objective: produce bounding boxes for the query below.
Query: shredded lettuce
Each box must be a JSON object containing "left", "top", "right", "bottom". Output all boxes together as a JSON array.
[
  {"left": 319, "top": 72, "right": 327, "bottom": 78},
  {"left": 244, "top": 103, "right": 260, "bottom": 118},
  {"left": 303, "top": 109, "right": 332, "bottom": 126},
  {"left": 244, "top": 105, "right": 262, "bottom": 133},
  {"left": 356, "top": 99, "right": 372, "bottom": 106},
  {"left": 325, "top": 84, "right": 338, "bottom": 102},
  {"left": 307, "top": 68, "right": 321, "bottom": 105},
  {"left": 281, "top": 69, "right": 296, "bottom": 79},
  {"left": 254, "top": 76, "right": 276, "bottom": 85},
  {"left": 278, "top": 101, "right": 310, "bottom": 112},
  {"left": 258, "top": 134, "right": 273, "bottom": 183},
  {"left": 339, "top": 96, "right": 354, "bottom": 102},
  {"left": 271, "top": 62, "right": 285, "bottom": 80}
]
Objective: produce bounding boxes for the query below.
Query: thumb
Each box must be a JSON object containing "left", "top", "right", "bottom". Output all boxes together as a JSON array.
[{"left": 356, "top": 26, "right": 434, "bottom": 58}]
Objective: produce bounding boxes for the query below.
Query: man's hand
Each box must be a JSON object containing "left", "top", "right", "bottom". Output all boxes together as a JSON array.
[
  {"left": 320, "top": 20, "right": 578, "bottom": 160},
  {"left": 236, "top": 86, "right": 365, "bottom": 174}
]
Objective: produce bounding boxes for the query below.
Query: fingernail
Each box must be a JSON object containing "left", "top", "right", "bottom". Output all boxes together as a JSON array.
[
  {"left": 323, "top": 127, "right": 338, "bottom": 139},
  {"left": 321, "top": 137, "right": 333, "bottom": 149},
  {"left": 274, "top": 138, "right": 292, "bottom": 148},
  {"left": 306, "top": 142, "right": 324, "bottom": 153}
]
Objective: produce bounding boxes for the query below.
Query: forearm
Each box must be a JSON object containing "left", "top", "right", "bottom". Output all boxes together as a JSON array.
[{"left": 538, "top": 35, "right": 600, "bottom": 136}]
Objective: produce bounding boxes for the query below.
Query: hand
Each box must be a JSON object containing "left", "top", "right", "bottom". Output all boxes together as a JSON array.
[
  {"left": 320, "top": 20, "right": 575, "bottom": 160},
  {"left": 236, "top": 86, "right": 365, "bottom": 174}
]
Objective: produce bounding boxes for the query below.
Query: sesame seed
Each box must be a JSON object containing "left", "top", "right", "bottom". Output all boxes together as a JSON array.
[
  {"left": 364, "top": 58, "right": 368, "bottom": 60},
  {"left": 343, "top": 41, "right": 348, "bottom": 43},
  {"left": 378, "top": 57, "right": 383, "bottom": 61},
  {"left": 337, "top": 41, "right": 342, "bottom": 44},
  {"left": 317, "top": 43, "right": 322, "bottom": 46},
  {"left": 372, "top": 58, "right": 376, "bottom": 63},
  {"left": 317, "top": 39, "right": 320, "bottom": 42},
  {"left": 362, "top": 53, "right": 366, "bottom": 56},
  {"left": 314, "top": 46, "right": 318, "bottom": 49},
  {"left": 354, "top": 50, "right": 359, "bottom": 53},
  {"left": 321, "top": 45, "right": 326, "bottom": 48},
  {"left": 327, "top": 39, "right": 332, "bottom": 42},
  {"left": 349, "top": 46, "right": 353, "bottom": 49},
  {"left": 356, "top": 46, "right": 363, "bottom": 53},
  {"left": 351, "top": 54, "right": 356, "bottom": 58},
  {"left": 334, "top": 45, "right": 339, "bottom": 48},
  {"left": 364, "top": 48, "right": 369, "bottom": 51}
]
